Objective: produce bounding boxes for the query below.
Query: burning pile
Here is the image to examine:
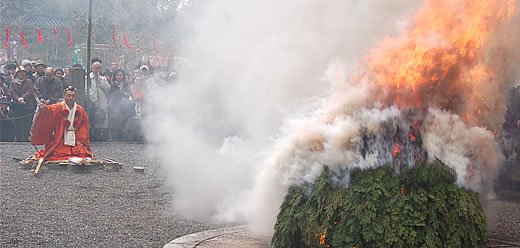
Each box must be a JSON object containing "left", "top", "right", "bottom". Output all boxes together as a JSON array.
[
  {"left": 272, "top": 161, "right": 487, "bottom": 247},
  {"left": 267, "top": 0, "right": 520, "bottom": 246}
]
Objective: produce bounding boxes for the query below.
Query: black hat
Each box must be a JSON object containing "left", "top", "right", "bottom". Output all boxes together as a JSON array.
[
  {"left": 5, "top": 63, "right": 16, "bottom": 70},
  {"left": 55, "top": 67, "right": 64, "bottom": 74}
]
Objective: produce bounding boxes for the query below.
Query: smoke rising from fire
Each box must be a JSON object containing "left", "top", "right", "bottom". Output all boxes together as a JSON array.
[{"left": 144, "top": 0, "right": 520, "bottom": 236}]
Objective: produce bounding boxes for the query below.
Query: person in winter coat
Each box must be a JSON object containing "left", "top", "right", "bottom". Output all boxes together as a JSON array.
[
  {"left": 89, "top": 61, "right": 110, "bottom": 140},
  {"left": 9, "top": 67, "right": 36, "bottom": 141}
]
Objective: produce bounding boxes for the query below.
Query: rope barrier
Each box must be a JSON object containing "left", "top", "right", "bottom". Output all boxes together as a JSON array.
[{"left": 0, "top": 111, "right": 35, "bottom": 121}]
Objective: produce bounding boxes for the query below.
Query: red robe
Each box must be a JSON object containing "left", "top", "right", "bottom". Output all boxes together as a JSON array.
[{"left": 30, "top": 101, "right": 93, "bottom": 160}]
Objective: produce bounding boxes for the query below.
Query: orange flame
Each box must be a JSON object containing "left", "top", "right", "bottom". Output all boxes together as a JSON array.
[
  {"left": 393, "top": 143, "right": 400, "bottom": 157},
  {"left": 358, "top": 0, "right": 516, "bottom": 126},
  {"left": 409, "top": 132, "right": 416, "bottom": 142},
  {"left": 319, "top": 228, "right": 327, "bottom": 245}
]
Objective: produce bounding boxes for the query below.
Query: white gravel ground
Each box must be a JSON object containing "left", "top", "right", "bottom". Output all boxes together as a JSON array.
[{"left": 0, "top": 142, "right": 218, "bottom": 248}]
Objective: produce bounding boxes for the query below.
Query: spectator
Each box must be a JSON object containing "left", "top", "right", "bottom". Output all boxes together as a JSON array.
[
  {"left": 110, "top": 61, "right": 120, "bottom": 73},
  {"left": 91, "top": 57, "right": 102, "bottom": 65},
  {"left": 34, "top": 67, "right": 63, "bottom": 105},
  {"left": 103, "top": 69, "right": 113, "bottom": 83},
  {"left": 0, "top": 77, "right": 9, "bottom": 97},
  {"left": 4, "top": 63, "right": 17, "bottom": 84},
  {"left": 63, "top": 66, "right": 71, "bottom": 84},
  {"left": 72, "top": 63, "right": 83, "bottom": 69},
  {"left": 140, "top": 65, "right": 150, "bottom": 79},
  {"left": 9, "top": 67, "right": 36, "bottom": 141},
  {"left": 168, "top": 71, "right": 178, "bottom": 83},
  {"left": 89, "top": 61, "right": 110, "bottom": 140},
  {"left": 31, "top": 61, "right": 37, "bottom": 74},
  {"left": 22, "top": 59, "right": 36, "bottom": 83},
  {"left": 131, "top": 69, "right": 145, "bottom": 116},
  {"left": 0, "top": 79, "right": 14, "bottom": 141},
  {"left": 33, "top": 60, "right": 46, "bottom": 79},
  {"left": 55, "top": 67, "right": 67, "bottom": 88},
  {"left": 108, "top": 69, "right": 135, "bottom": 141},
  {"left": 0, "top": 94, "right": 14, "bottom": 141}
]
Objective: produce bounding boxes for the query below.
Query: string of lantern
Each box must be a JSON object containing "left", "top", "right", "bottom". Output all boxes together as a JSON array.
[{"left": 2, "top": 25, "right": 173, "bottom": 64}]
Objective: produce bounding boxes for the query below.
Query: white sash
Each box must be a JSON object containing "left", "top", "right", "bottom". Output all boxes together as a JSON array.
[{"left": 64, "top": 102, "right": 77, "bottom": 146}]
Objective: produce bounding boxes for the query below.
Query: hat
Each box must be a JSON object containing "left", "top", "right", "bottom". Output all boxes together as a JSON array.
[
  {"left": 55, "top": 67, "right": 64, "bottom": 74},
  {"left": 140, "top": 65, "right": 149, "bottom": 71},
  {"left": 21, "top": 59, "right": 32, "bottom": 67},
  {"left": 0, "top": 96, "right": 9, "bottom": 104},
  {"left": 5, "top": 63, "right": 16, "bottom": 70},
  {"left": 35, "top": 60, "right": 45, "bottom": 67},
  {"left": 15, "top": 67, "right": 26, "bottom": 73}
]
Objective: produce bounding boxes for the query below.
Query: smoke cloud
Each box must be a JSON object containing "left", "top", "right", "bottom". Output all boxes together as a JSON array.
[{"left": 144, "top": 0, "right": 520, "bottom": 236}]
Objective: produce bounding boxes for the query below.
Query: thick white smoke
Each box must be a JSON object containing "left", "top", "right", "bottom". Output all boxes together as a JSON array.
[{"left": 143, "top": 0, "right": 519, "bottom": 236}]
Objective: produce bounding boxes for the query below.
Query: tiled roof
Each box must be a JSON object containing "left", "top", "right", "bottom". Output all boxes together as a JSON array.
[{"left": 0, "top": 15, "right": 69, "bottom": 27}]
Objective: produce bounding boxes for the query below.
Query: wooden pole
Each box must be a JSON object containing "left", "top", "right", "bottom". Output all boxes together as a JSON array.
[
  {"left": 86, "top": 0, "right": 93, "bottom": 116},
  {"left": 34, "top": 158, "right": 44, "bottom": 174}
]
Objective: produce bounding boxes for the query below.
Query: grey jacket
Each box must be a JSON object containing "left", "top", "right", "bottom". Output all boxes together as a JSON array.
[{"left": 34, "top": 77, "right": 63, "bottom": 104}]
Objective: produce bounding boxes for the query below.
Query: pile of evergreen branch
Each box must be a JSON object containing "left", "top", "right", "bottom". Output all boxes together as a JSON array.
[{"left": 272, "top": 160, "right": 487, "bottom": 248}]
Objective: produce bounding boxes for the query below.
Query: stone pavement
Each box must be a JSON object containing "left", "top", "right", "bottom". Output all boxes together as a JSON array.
[{"left": 163, "top": 226, "right": 271, "bottom": 248}]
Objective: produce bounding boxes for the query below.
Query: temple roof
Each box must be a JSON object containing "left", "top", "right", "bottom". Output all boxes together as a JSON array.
[{"left": 0, "top": 15, "right": 69, "bottom": 27}]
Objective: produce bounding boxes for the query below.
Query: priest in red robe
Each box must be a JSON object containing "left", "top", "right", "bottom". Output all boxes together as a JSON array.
[{"left": 30, "top": 86, "right": 93, "bottom": 161}]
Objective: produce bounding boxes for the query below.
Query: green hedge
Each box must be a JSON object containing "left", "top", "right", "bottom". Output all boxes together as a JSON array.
[{"left": 272, "top": 161, "right": 487, "bottom": 248}]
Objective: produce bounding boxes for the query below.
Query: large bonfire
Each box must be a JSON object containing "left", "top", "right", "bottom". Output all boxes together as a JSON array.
[{"left": 269, "top": 0, "right": 520, "bottom": 247}]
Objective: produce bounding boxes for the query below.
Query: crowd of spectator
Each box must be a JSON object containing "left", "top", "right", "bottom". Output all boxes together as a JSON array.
[{"left": 0, "top": 58, "right": 177, "bottom": 142}]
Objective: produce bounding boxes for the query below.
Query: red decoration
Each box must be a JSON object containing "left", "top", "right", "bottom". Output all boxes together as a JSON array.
[
  {"left": 153, "top": 42, "right": 165, "bottom": 66},
  {"left": 37, "top": 27, "right": 44, "bottom": 43},
  {"left": 168, "top": 48, "right": 173, "bottom": 57},
  {"left": 3, "top": 25, "right": 9, "bottom": 48},
  {"left": 122, "top": 32, "right": 131, "bottom": 49},
  {"left": 52, "top": 27, "right": 59, "bottom": 45},
  {"left": 20, "top": 27, "right": 28, "bottom": 49},
  {"left": 400, "top": 187, "right": 404, "bottom": 195},
  {"left": 63, "top": 120, "right": 71, "bottom": 127},
  {"left": 62, "top": 109, "right": 69, "bottom": 116},
  {"left": 153, "top": 42, "right": 160, "bottom": 54},
  {"left": 75, "top": 110, "right": 80, "bottom": 117},
  {"left": 67, "top": 26, "right": 72, "bottom": 47},
  {"left": 112, "top": 29, "right": 118, "bottom": 49},
  {"left": 73, "top": 120, "right": 80, "bottom": 128}
]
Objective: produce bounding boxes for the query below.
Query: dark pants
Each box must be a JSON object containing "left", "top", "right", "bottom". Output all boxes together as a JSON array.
[
  {"left": 0, "top": 117, "right": 15, "bottom": 142},
  {"left": 12, "top": 106, "right": 34, "bottom": 142}
]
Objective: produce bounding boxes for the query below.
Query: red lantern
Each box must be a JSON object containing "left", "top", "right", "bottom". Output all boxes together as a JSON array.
[
  {"left": 112, "top": 29, "right": 118, "bottom": 49},
  {"left": 67, "top": 26, "right": 72, "bottom": 47},
  {"left": 73, "top": 120, "right": 80, "bottom": 128},
  {"left": 63, "top": 120, "right": 71, "bottom": 127},
  {"left": 4, "top": 25, "right": 9, "bottom": 48},
  {"left": 20, "top": 27, "right": 28, "bottom": 48},
  {"left": 37, "top": 27, "right": 44, "bottom": 43},
  {"left": 52, "top": 27, "right": 59, "bottom": 45},
  {"left": 62, "top": 109, "right": 69, "bottom": 116},
  {"left": 123, "top": 32, "right": 131, "bottom": 48}
]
